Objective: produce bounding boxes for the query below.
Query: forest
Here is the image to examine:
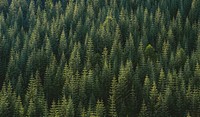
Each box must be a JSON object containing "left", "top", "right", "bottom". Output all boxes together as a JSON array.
[{"left": 0, "top": 0, "right": 200, "bottom": 116}]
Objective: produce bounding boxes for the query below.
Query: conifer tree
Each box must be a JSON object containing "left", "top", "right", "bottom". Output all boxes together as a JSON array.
[
  {"left": 138, "top": 101, "right": 149, "bottom": 117},
  {"left": 49, "top": 101, "right": 58, "bottom": 117},
  {"left": 109, "top": 77, "right": 118, "bottom": 117},
  {"left": 1, "top": 0, "right": 200, "bottom": 116},
  {"left": 95, "top": 100, "right": 105, "bottom": 117},
  {"left": 149, "top": 82, "right": 158, "bottom": 116},
  {"left": 66, "top": 97, "right": 75, "bottom": 117},
  {"left": 14, "top": 96, "right": 24, "bottom": 117}
]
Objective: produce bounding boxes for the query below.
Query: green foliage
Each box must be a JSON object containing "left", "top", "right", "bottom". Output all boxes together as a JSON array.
[
  {"left": 145, "top": 44, "right": 156, "bottom": 61},
  {"left": 0, "top": 0, "right": 200, "bottom": 116},
  {"left": 138, "top": 101, "right": 149, "bottom": 117},
  {"left": 95, "top": 100, "right": 105, "bottom": 117},
  {"left": 109, "top": 77, "right": 118, "bottom": 117}
]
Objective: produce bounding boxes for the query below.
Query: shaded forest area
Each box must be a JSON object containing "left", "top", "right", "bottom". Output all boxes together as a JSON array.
[{"left": 0, "top": 0, "right": 200, "bottom": 116}]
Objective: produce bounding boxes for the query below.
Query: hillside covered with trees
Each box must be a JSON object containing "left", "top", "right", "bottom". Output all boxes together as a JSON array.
[{"left": 0, "top": 0, "right": 200, "bottom": 116}]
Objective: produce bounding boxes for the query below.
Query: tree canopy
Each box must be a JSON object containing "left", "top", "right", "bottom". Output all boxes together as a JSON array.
[{"left": 0, "top": 0, "right": 200, "bottom": 116}]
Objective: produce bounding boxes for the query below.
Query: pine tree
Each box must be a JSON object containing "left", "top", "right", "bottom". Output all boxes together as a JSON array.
[
  {"left": 143, "top": 75, "right": 151, "bottom": 103},
  {"left": 174, "top": 47, "right": 186, "bottom": 70},
  {"left": 194, "top": 62, "right": 200, "bottom": 87},
  {"left": 138, "top": 101, "right": 149, "bottom": 117},
  {"left": 109, "top": 95, "right": 117, "bottom": 117},
  {"left": 16, "top": 73, "right": 24, "bottom": 97},
  {"left": 158, "top": 68, "right": 166, "bottom": 93},
  {"left": 149, "top": 82, "right": 158, "bottom": 116},
  {"left": 14, "top": 96, "right": 24, "bottom": 117},
  {"left": 124, "top": 33, "right": 135, "bottom": 62},
  {"left": 0, "top": 82, "right": 9, "bottom": 117},
  {"left": 49, "top": 101, "right": 58, "bottom": 117},
  {"left": 54, "top": 67, "right": 63, "bottom": 101},
  {"left": 62, "top": 63, "right": 72, "bottom": 100},
  {"left": 66, "top": 97, "right": 75, "bottom": 117},
  {"left": 70, "top": 71, "right": 80, "bottom": 111},
  {"left": 109, "top": 77, "right": 118, "bottom": 117},
  {"left": 25, "top": 73, "right": 45, "bottom": 116},
  {"left": 162, "top": 41, "right": 169, "bottom": 69},
  {"left": 60, "top": 95, "right": 68, "bottom": 117},
  {"left": 58, "top": 29, "right": 67, "bottom": 58},
  {"left": 69, "top": 42, "right": 81, "bottom": 74},
  {"left": 155, "top": 93, "right": 168, "bottom": 117},
  {"left": 95, "top": 100, "right": 105, "bottom": 117},
  {"left": 85, "top": 35, "right": 94, "bottom": 70},
  {"left": 27, "top": 99, "right": 36, "bottom": 117},
  {"left": 100, "top": 47, "right": 112, "bottom": 101}
]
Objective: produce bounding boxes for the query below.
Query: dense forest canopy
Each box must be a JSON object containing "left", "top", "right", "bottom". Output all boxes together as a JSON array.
[{"left": 0, "top": 0, "right": 200, "bottom": 116}]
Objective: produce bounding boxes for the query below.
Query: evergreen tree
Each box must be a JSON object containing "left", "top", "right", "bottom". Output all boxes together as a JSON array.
[
  {"left": 66, "top": 97, "right": 75, "bottom": 117},
  {"left": 0, "top": 0, "right": 200, "bottom": 116},
  {"left": 27, "top": 99, "right": 36, "bottom": 117},
  {"left": 95, "top": 100, "right": 105, "bottom": 117},
  {"left": 14, "top": 96, "right": 24, "bottom": 117},
  {"left": 138, "top": 101, "right": 149, "bottom": 117},
  {"left": 109, "top": 77, "right": 118, "bottom": 117},
  {"left": 49, "top": 101, "right": 58, "bottom": 117},
  {"left": 149, "top": 82, "right": 158, "bottom": 116}
]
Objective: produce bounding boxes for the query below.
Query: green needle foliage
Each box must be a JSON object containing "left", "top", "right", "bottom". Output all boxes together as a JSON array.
[{"left": 0, "top": 0, "right": 200, "bottom": 116}]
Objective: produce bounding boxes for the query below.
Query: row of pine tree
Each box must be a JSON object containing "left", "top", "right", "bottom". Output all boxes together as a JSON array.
[{"left": 0, "top": 0, "right": 200, "bottom": 116}]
